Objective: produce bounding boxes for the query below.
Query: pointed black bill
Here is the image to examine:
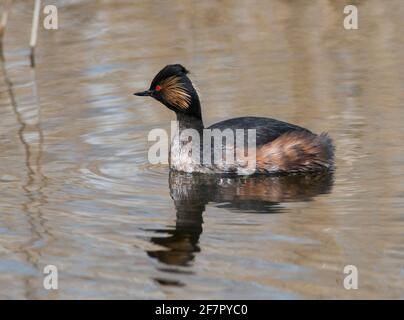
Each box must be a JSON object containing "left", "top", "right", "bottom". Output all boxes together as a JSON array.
[{"left": 133, "top": 90, "right": 152, "bottom": 96}]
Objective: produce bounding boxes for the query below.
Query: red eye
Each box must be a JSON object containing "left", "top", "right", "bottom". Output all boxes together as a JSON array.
[{"left": 155, "top": 85, "right": 161, "bottom": 92}]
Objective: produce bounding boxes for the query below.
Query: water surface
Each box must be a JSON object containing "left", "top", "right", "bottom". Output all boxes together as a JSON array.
[{"left": 0, "top": 0, "right": 403, "bottom": 299}]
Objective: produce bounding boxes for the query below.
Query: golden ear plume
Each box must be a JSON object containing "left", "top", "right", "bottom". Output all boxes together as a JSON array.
[{"left": 160, "top": 76, "right": 191, "bottom": 110}]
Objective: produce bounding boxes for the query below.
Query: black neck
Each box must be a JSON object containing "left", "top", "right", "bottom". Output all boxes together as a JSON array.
[
  {"left": 172, "top": 82, "right": 204, "bottom": 132},
  {"left": 176, "top": 113, "right": 204, "bottom": 133}
]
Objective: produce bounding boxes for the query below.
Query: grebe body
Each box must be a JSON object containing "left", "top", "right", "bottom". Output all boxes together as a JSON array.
[{"left": 135, "top": 64, "right": 334, "bottom": 175}]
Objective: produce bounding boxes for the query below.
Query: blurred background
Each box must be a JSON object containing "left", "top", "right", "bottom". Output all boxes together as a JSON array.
[{"left": 0, "top": 0, "right": 403, "bottom": 299}]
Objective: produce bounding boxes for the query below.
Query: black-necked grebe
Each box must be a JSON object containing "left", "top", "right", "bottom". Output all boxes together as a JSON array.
[{"left": 134, "top": 64, "right": 334, "bottom": 175}]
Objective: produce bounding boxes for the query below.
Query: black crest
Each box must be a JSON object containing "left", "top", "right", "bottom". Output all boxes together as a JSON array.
[{"left": 150, "top": 64, "right": 189, "bottom": 89}]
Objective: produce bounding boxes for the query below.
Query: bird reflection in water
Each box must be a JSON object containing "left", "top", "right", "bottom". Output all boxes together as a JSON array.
[{"left": 147, "top": 171, "right": 334, "bottom": 284}]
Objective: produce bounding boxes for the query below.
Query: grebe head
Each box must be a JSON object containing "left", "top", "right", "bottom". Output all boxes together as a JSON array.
[{"left": 134, "top": 64, "right": 202, "bottom": 119}]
